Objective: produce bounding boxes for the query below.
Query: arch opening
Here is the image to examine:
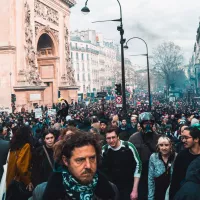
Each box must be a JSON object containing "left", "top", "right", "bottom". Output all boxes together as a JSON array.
[{"left": 37, "top": 33, "right": 55, "bottom": 57}]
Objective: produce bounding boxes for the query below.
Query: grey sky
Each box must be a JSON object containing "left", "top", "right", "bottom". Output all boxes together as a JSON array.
[{"left": 70, "top": 0, "right": 200, "bottom": 68}]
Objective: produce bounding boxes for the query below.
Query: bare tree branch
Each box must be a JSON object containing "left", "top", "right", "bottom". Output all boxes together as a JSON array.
[{"left": 152, "top": 41, "right": 184, "bottom": 90}]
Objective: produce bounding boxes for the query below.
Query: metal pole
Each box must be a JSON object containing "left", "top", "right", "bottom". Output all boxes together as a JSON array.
[
  {"left": 125, "top": 37, "right": 151, "bottom": 111},
  {"left": 116, "top": 0, "right": 126, "bottom": 114},
  {"left": 146, "top": 53, "right": 151, "bottom": 111},
  {"left": 120, "top": 28, "right": 126, "bottom": 114},
  {"left": 82, "top": 0, "right": 126, "bottom": 114},
  {"left": 10, "top": 72, "right": 13, "bottom": 113}
]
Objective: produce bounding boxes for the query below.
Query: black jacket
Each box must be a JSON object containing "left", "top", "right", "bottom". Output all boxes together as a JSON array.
[
  {"left": 43, "top": 171, "right": 119, "bottom": 200},
  {"left": 174, "top": 156, "right": 200, "bottom": 200},
  {"left": 57, "top": 100, "right": 69, "bottom": 119},
  {"left": 0, "top": 139, "right": 10, "bottom": 181},
  {"left": 31, "top": 145, "right": 54, "bottom": 187},
  {"left": 169, "top": 149, "right": 200, "bottom": 199}
]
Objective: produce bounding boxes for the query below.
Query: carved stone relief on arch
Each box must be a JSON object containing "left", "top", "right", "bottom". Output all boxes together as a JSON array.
[
  {"left": 34, "top": 0, "right": 59, "bottom": 26},
  {"left": 35, "top": 22, "right": 59, "bottom": 45},
  {"left": 18, "top": 0, "right": 42, "bottom": 86},
  {"left": 61, "top": 23, "right": 76, "bottom": 86}
]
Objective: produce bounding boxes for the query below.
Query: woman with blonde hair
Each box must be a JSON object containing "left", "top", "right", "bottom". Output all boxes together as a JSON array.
[{"left": 148, "top": 135, "right": 176, "bottom": 200}]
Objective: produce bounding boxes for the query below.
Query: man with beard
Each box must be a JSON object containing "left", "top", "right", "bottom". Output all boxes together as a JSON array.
[
  {"left": 129, "top": 112, "right": 159, "bottom": 200},
  {"left": 40, "top": 130, "right": 119, "bottom": 200},
  {"left": 129, "top": 116, "right": 138, "bottom": 136},
  {"left": 169, "top": 126, "right": 200, "bottom": 199}
]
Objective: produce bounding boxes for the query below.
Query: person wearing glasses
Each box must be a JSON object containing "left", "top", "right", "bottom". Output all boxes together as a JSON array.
[
  {"left": 148, "top": 136, "right": 176, "bottom": 200},
  {"left": 101, "top": 127, "right": 142, "bottom": 200},
  {"left": 169, "top": 126, "right": 200, "bottom": 199}
]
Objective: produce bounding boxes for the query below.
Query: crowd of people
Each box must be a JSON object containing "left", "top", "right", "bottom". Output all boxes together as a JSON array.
[{"left": 0, "top": 97, "right": 200, "bottom": 200}]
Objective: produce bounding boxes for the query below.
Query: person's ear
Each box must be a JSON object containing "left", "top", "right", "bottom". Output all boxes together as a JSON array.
[{"left": 62, "top": 155, "right": 69, "bottom": 167}]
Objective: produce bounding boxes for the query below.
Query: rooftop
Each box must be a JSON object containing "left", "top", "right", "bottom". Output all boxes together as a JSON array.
[
  {"left": 70, "top": 36, "right": 92, "bottom": 44},
  {"left": 61, "top": 0, "right": 76, "bottom": 8}
]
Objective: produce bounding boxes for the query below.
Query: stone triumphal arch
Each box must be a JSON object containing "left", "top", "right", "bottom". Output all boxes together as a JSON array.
[{"left": 0, "top": 0, "right": 78, "bottom": 111}]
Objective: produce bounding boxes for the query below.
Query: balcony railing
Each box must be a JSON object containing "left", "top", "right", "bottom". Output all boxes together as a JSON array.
[{"left": 38, "top": 48, "right": 53, "bottom": 57}]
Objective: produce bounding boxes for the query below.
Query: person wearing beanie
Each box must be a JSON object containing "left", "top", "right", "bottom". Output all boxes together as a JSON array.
[{"left": 100, "top": 119, "right": 108, "bottom": 135}]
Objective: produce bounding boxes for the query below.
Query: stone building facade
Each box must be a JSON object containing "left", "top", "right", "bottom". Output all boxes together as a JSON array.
[
  {"left": 189, "top": 20, "right": 200, "bottom": 94},
  {"left": 0, "top": 0, "right": 78, "bottom": 112},
  {"left": 70, "top": 30, "right": 135, "bottom": 98}
]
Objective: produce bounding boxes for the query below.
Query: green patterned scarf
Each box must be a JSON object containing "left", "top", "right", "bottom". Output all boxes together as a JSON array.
[{"left": 62, "top": 169, "right": 98, "bottom": 200}]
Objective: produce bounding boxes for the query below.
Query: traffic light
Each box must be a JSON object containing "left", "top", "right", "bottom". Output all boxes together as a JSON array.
[
  {"left": 58, "top": 90, "right": 61, "bottom": 98},
  {"left": 11, "top": 94, "right": 16, "bottom": 103},
  {"left": 115, "top": 84, "right": 122, "bottom": 95}
]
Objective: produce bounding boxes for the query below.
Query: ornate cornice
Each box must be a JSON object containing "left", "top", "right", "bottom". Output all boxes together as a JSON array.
[
  {"left": 59, "top": 85, "right": 79, "bottom": 90},
  {"left": 14, "top": 85, "right": 47, "bottom": 91}
]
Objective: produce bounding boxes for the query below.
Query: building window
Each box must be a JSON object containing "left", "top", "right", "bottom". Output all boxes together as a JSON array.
[
  {"left": 77, "top": 63, "right": 79, "bottom": 71},
  {"left": 71, "top": 52, "right": 73, "bottom": 59},
  {"left": 87, "top": 54, "right": 89, "bottom": 60},
  {"left": 86, "top": 45, "right": 88, "bottom": 49},
  {"left": 88, "top": 73, "right": 90, "bottom": 81},
  {"left": 82, "top": 53, "right": 84, "bottom": 60},
  {"left": 82, "top": 63, "right": 85, "bottom": 71},
  {"left": 76, "top": 53, "right": 79, "bottom": 60},
  {"left": 75, "top": 43, "right": 78, "bottom": 49},
  {"left": 77, "top": 74, "right": 79, "bottom": 81},
  {"left": 83, "top": 74, "right": 85, "bottom": 81}
]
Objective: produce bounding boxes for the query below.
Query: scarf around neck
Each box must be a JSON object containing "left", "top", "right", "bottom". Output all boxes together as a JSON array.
[{"left": 62, "top": 169, "right": 98, "bottom": 200}]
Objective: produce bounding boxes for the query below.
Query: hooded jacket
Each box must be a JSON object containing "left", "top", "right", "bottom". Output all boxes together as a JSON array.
[{"left": 174, "top": 156, "right": 200, "bottom": 200}]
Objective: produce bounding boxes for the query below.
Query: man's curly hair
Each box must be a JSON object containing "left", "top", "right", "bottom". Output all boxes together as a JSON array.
[{"left": 54, "top": 129, "right": 101, "bottom": 166}]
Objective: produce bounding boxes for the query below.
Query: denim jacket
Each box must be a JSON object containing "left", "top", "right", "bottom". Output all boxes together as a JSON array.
[{"left": 148, "top": 152, "right": 176, "bottom": 200}]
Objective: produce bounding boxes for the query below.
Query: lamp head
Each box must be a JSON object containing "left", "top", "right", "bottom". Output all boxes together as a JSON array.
[
  {"left": 81, "top": 6, "right": 90, "bottom": 15},
  {"left": 124, "top": 45, "right": 129, "bottom": 49}
]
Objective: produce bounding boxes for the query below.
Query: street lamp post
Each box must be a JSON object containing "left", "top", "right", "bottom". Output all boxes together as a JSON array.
[
  {"left": 124, "top": 37, "right": 151, "bottom": 111},
  {"left": 81, "top": 0, "right": 127, "bottom": 114}
]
